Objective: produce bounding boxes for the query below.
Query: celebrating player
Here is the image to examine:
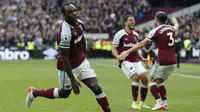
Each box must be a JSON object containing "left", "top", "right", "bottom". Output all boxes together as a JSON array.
[
  {"left": 25, "top": 3, "right": 111, "bottom": 112},
  {"left": 112, "top": 14, "right": 150, "bottom": 109},
  {"left": 119, "top": 11, "right": 179, "bottom": 110}
]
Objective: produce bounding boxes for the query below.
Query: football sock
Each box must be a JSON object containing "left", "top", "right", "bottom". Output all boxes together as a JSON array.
[
  {"left": 162, "top": 100, "right": 168, "bottom": 106},
  {"left": 149, "top": 82, "right": 160, "bottom": 100},
  {"left": 33, "top": 88, "right": 59, "bottom": 99},
  {"left": 141, "top": 83, "right": 148, "bottom": 102},
  {"left": 158, "top": 83, "right": 167, "bottom": 102},
  {"left": 96, "top": 92, "right": 110, "bottom": 112},
  {"left": 132, "top": 82, "right": 139, "bottom": 101},
  {"left": 156, "top": 98, "right": 162, "bottom": 104}
]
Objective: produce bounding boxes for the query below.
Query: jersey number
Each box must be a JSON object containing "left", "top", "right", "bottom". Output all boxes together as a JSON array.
[{"left": 167, "top": 32, "right": 174, "bottom": 46}]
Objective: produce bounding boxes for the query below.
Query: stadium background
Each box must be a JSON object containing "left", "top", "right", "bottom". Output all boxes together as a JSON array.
[
  {"left": 1, "top": 0, "right": 200, "bottom": 112},
  {"left": 0, "top": 0, "right": 200, "bottom": 63}
]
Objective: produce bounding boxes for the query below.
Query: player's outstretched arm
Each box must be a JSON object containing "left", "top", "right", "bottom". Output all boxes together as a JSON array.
[
  {"left": 128, "top": 39, "right": 150, "bottom": 53},
  {"left": 119, "top": 39, "right": 150, "bottom": 60},
  {"left": 172, "top": 17, "right": 179, "bottom": 31},
  {"left": 60, "top": 48, "right": 81, "bottom": 95}
]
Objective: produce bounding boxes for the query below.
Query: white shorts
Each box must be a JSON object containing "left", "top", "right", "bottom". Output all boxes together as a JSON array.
[
  {"left": 150, "top": 62, "right": 176, "bottom": 80},
  {"left": 58, "top": 59, "right": 96, "bottom": 90},
  {"left": 121, "top": 61, "right": 147, "bottom": 79}
]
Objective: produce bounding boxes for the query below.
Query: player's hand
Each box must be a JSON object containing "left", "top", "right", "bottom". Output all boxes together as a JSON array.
[
  {"left": 71, "top": 79, "right": 81, "bottom": 95},
  {"left": 119, "top": 51, "right": 129, "bottom": 60},
  {"left": 172, "top": 17, "right": 179, "bottom": 31},
  {"left": 172, "top": 17, "right": 178, "bottom": 24},
  {"left": 116, "top": 55, "right": 122, "bottom": 61}
]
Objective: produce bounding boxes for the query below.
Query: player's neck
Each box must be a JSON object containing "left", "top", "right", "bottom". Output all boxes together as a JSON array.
[{"left": 124, "top": 27, "right": 133, "bottom": 34}]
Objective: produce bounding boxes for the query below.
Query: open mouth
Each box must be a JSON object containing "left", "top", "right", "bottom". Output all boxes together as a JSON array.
[{"left": 131, "top": 24, "right": 134, "bottom": 27}]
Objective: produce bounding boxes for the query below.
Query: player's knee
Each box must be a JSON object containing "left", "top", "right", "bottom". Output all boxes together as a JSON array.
[
  {"left": 141, "top": 78, "right": 148, "bottom": 84},
  {"left": 156, "top": 79, "right": 164, "bottom": 84},
  {"left": 89, "top": 83, "right": 103, "bottom": 95},
  {"left": 131, "top": 74, "right": 140, "bottom": 82},
  {"left": 59, "top": 89, "right": 72, "bottom": 98},
  {"left": 140, "top": 74, "right": 148, "bottom": 84}
]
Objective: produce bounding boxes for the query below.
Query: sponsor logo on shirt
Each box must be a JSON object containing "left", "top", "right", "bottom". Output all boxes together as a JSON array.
[{"left": 123, "top": 43, "right": 136, "bottom": 47}]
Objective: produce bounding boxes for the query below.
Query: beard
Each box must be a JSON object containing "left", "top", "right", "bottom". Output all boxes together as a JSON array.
[
  {"left": 129, "top": 26, "right": 134, "bottom": 30},
  {"left": 66, "top": 16, "right": 77, "bottom": 25}
]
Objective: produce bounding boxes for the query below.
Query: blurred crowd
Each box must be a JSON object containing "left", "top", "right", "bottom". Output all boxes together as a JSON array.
[
  {"left": 0, "top": 0, "right": 199, "bottom": 57},
  {"left": 176, "top": 11, "right": 200, "bottom": 49},
  {"left": 0, "top": 0, "right": 151, "bottom": 50},
  {"left": 71, "top": 0, "right": 151, "bottom": 33},
  {"left": 0, "top": 0, "right": 62, "bottom": 49}
]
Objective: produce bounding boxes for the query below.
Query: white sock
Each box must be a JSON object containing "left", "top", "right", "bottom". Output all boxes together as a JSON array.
[
  {"left": 95, "top": 92, "right": 105, "bottom": 99},
  {"left": 156, "top": 99, "right": 162, "bottom": 105},
  {"left": 53, "top": 88, "right": 60, "bottom": 98},
  {"left": 157, "top": 83, "right": 164, "bottom": 87},
  {"left": 132, "top": 82, "right": 139, "bottom": 86},
  {"left": 139, "top": 101, "right": 144, "bottom": 105},
  {"left": 163, "top": 100, "right": 167, "bottom": 105},
  {"left": 132, "top": 101, "right": 137, "bottom": 104},
  {"left": 141, "top": 83, "right": 147, "bottom": 88}
]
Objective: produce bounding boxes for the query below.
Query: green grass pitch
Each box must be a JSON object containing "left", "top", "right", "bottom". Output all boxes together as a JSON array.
[{"left": 0, "top": 59, "right": 200, "bottom": 112}]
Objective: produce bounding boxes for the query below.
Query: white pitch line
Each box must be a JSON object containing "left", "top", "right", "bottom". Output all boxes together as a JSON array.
[
  {"left": 91, "top": 61, "right": 200, "bottom": 79},
  {"left": 91, "top": 62, "right": 118, "bottom": 68},
  {"left": 173, "top": 73, "right": 200, "bottom": 79}
]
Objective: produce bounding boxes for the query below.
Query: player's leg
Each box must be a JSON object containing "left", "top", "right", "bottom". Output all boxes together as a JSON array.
[
  {"left": 138, "top": 74, "right": 151, "bottom": 109},
  {"left": 157, "top": 64, "right": 176, "bottom": 110},
  {"left": 130, "top": 74, "right": 141, "bottom": 109},
  {"left": 139, "top": 74, "right": 148, "bottom": 102},
  {"left": 78, "top": 59, "right": 110, "bottom": 112},
  {"left": 32, "top": 70, "right": 72, "bottom": 98},
  {"left": 157, "top": 81, "right": 168, "bottom": 110},
  {"left": 149, "top": 63, "right": 163, "bottom": 110},
  {"left": 121, "top": 61, "right": 140, "bottom": 109},
  {"left": 81, "top": 77, "right": 110, "bottom": 112},
  {"left": 149, "top": 78, "right": 164, "bottom": 110},
  {"left": 134, "top": 62, "right": 150, "bottom": 109},
  {"left": 130, "top": 74, "right": 140, "bottom": 102},
  {"left": 26, "top": 70, "right": 72, "bottom": 107}
]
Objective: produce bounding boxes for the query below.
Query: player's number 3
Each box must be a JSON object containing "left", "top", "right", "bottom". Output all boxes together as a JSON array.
[{"left": 167, "top": 32, "right": 174, "bottom": 46}]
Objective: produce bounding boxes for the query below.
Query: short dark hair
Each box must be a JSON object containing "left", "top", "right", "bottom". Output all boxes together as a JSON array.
[
  {"left": 61, "top": 3, "right": 71, "bottom": 17},
  {"left": 123, "top": 14, "right": 134, "bottom": 22},
  {"left": 155, "top": 11, "right": 167, "bottom": 24}
]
